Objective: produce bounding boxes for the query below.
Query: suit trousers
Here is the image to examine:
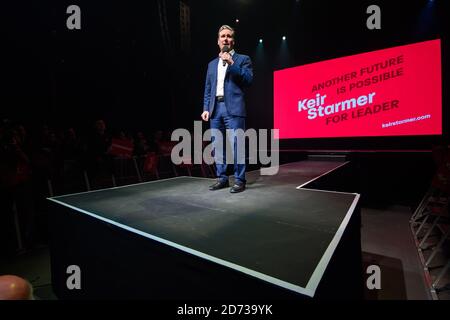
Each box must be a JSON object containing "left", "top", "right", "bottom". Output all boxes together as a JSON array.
[{"left": 210, "top": 101, "right": 246, "bottom": 184}]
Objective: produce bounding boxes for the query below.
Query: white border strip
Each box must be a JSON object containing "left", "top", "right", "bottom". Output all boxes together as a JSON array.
[
  {"left": 305, "top": 193, "right": 361, "bottom": 295},
  {"left": 50, "top": 176, "right": 188, "bottom": 199},
  {"left": 300, "top": 188, "right": 359, "bottom": 195},
  {"left": 293, "top": 161, "right": 361, "bottom": 294},
  {"left": 296, "top": 161, "right": 350, "bottom": 189},
  {"left": 48, "top": 197, "right": 314, "bottom": 297}
]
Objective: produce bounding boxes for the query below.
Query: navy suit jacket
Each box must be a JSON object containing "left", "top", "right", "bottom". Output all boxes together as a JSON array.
[{"left": 203, "top": 53, "right": 253, "bottom": 117}]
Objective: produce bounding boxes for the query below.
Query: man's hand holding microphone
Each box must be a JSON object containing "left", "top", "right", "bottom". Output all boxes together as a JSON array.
[{"left": 219, "top": 45, "right": 233, "bottom": 66}]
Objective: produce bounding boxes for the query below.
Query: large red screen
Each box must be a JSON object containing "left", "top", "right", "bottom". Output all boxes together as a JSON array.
[{"left": 274, "top": 39, "right": 442, "bottom": 138}]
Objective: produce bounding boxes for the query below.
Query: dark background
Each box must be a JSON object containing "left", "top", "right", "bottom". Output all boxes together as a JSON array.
[
  {"left": 2, "top": 0, "right": 448, "bottom": 149},
  {"left": 1, "top": 1, "right": 448, "bottom": 296}
]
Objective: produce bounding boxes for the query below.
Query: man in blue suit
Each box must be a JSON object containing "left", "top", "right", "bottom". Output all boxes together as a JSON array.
[{"left": 201, "top": 25, "right": 253, "bottom": 193}]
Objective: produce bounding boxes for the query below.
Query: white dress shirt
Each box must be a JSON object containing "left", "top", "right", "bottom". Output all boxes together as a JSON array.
[{"left": 216, "top": 49, "right": 235, "bottom": 97}]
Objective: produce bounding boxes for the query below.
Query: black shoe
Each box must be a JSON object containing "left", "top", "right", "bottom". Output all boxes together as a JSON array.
[
  {"left": 209, "top": 180, "right": 229, "bottom": 190},
  {"left": 230, "top": 183, "right": 246, "bottom": 193}
]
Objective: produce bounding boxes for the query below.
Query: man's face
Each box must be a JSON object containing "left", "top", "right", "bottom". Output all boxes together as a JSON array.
[{"left": 217, "top": 28, "right": 234, "bottom": 51}]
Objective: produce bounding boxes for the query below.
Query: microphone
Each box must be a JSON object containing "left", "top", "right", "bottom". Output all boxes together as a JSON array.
[{"left": 222, "top": 45, "right": 230, "bottom": 67}]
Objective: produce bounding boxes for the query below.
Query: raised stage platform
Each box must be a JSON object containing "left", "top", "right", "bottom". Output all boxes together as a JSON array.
[{"left": 48, "top": 161, "right": 362, "bottom": 299}]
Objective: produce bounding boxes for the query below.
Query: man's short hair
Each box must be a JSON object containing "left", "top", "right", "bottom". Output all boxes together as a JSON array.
[{"left": 218, "top": 25, "right": 235, "bottom": 38}]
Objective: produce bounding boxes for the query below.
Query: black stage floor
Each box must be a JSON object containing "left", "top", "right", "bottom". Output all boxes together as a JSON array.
[{"left": 48, "top": 161, "right": 361, "bottom": 299}]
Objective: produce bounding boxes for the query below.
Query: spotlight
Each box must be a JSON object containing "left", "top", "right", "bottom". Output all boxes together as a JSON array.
[
  {"left": 236, "top": 19, "right": 240, "bottom": 23},
  {"left": 282, "top": 36, "right": 286, "bottom": 40},
  {"left": 259, "top": 39, "right": 263, "bottom": 43}
]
